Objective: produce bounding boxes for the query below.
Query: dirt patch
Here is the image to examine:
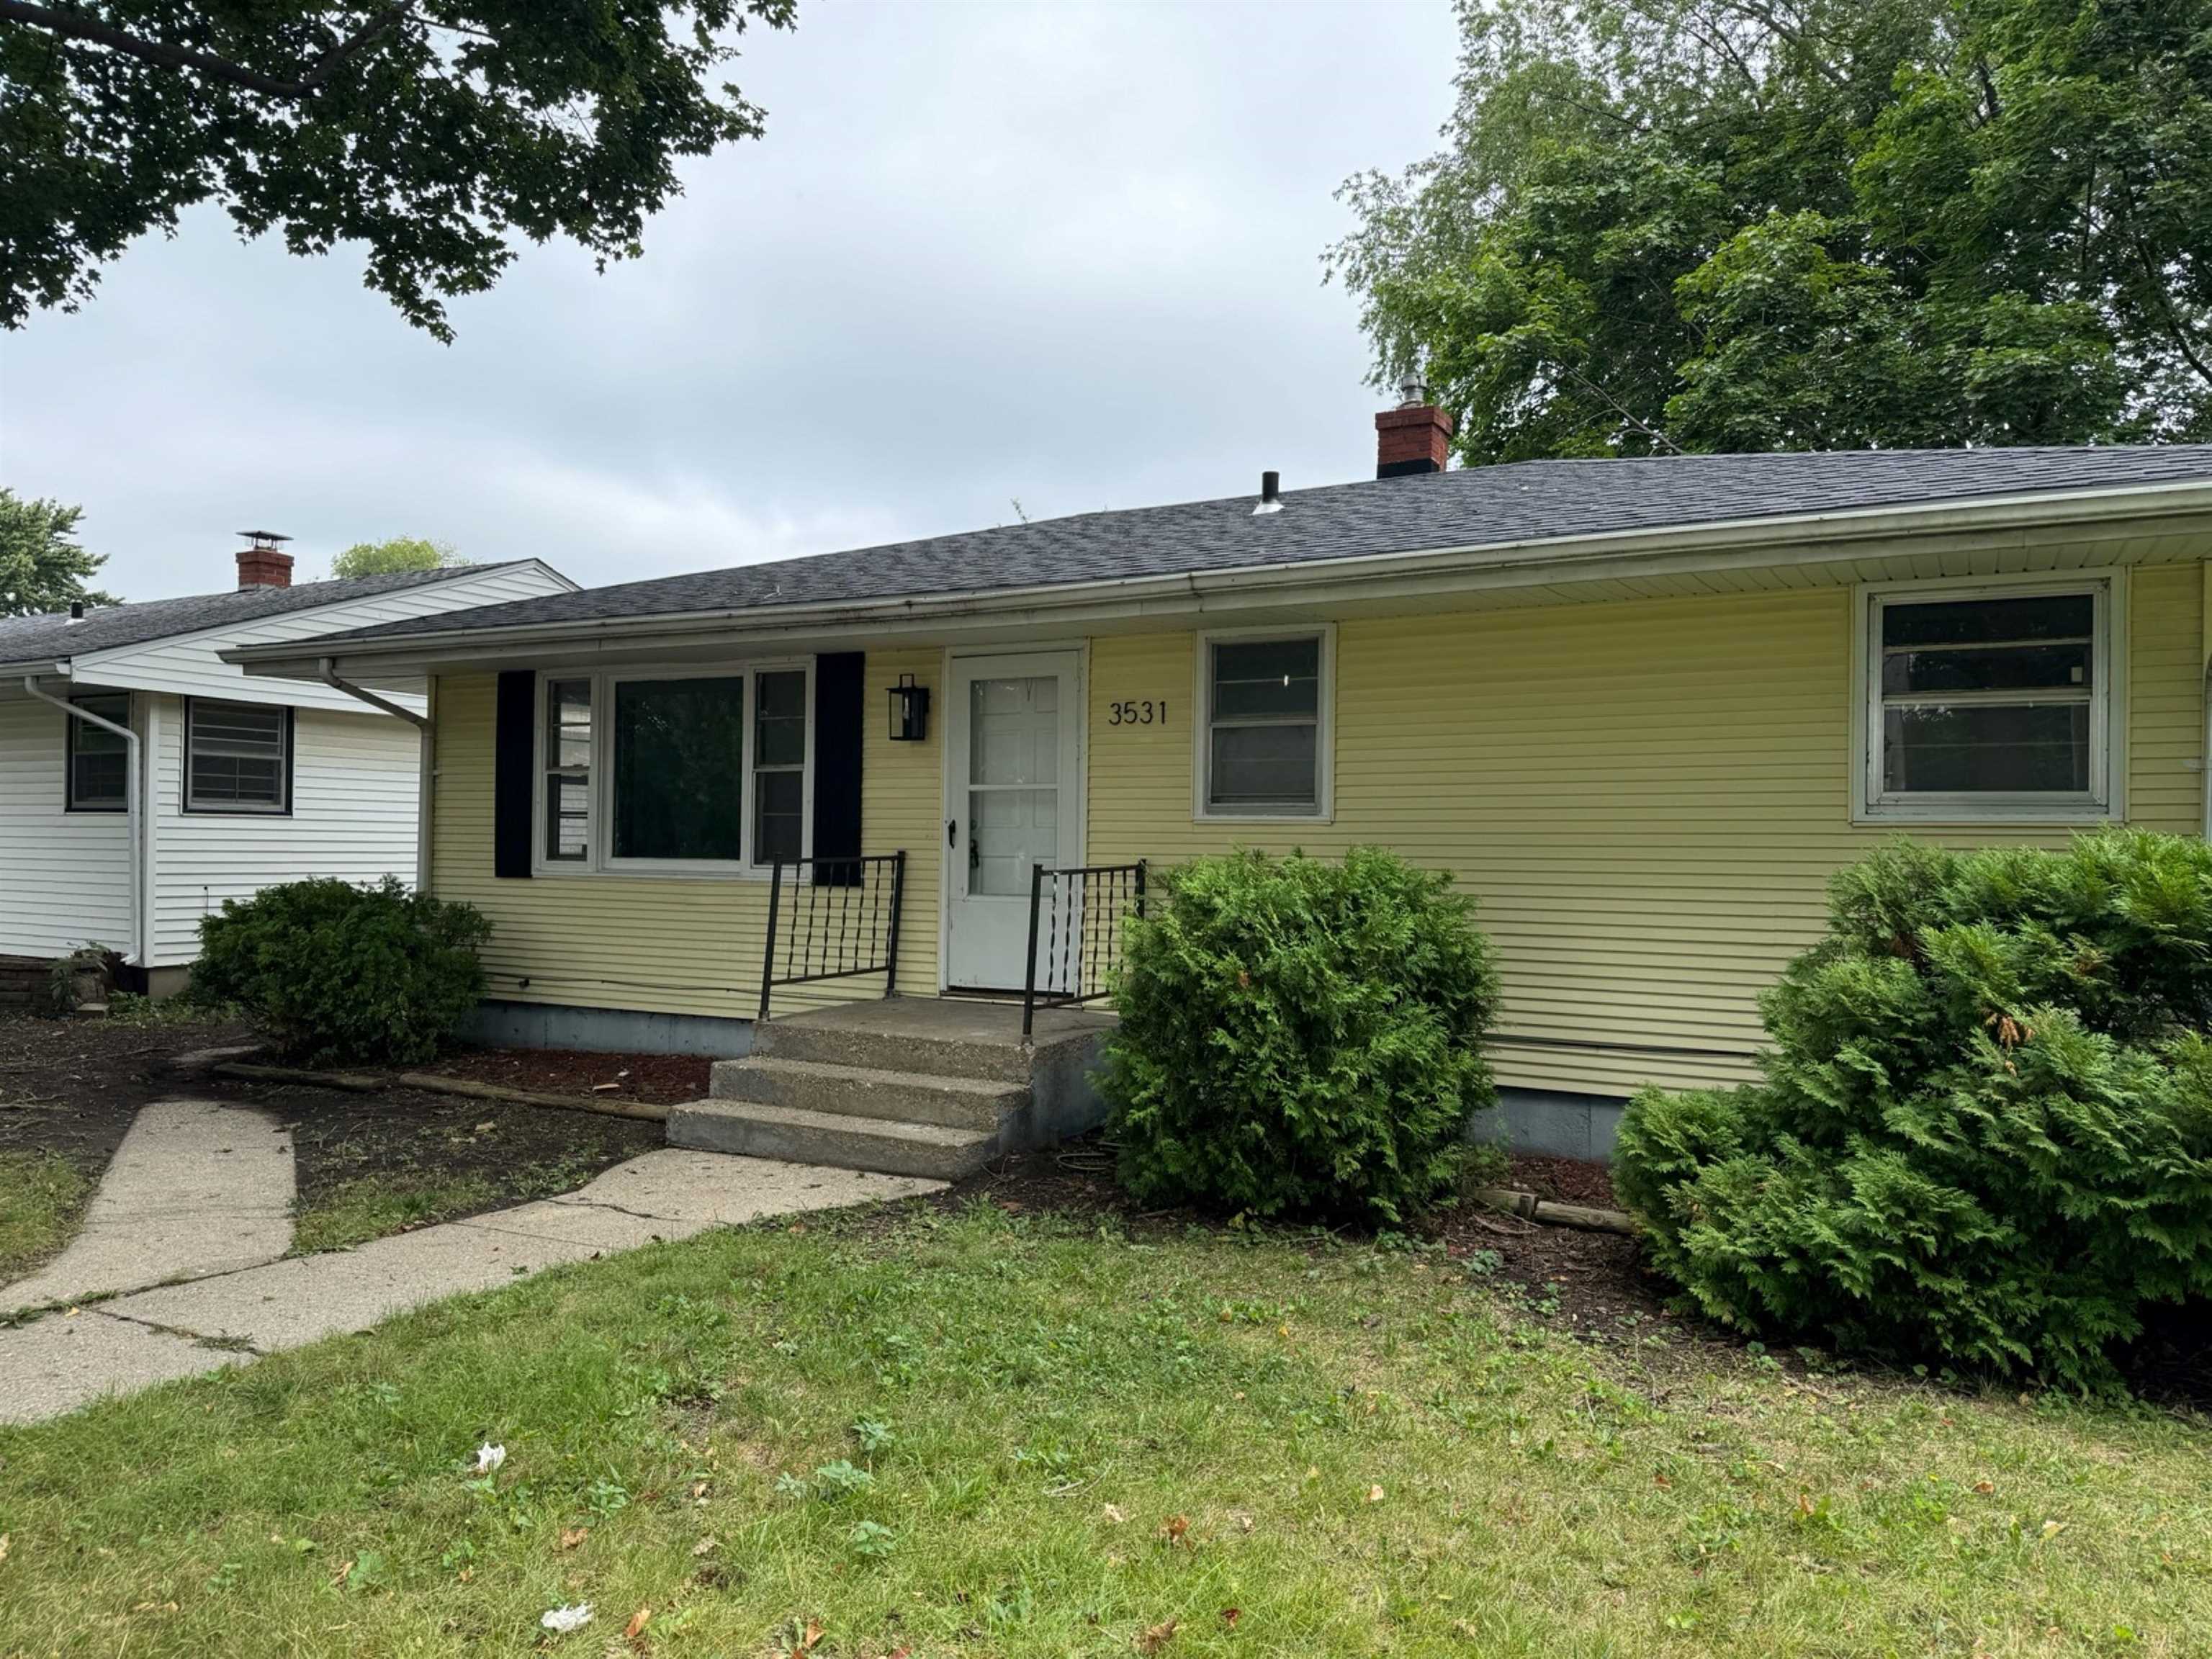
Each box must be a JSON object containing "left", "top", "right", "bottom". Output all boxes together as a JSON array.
[
  {"left": 1501, "top": 1153, "right": 1618, "bottom": 1209},
  {"left": 0, "top": 1013, "right": 664, "bottom": 1245},
  {"left": 415, "top": 1046, "right": 710, "bottom": 1106},
  {"left": 278, "top": 1080, "right": 662, "bottom": 1228},
  {"left": 0, "top": 1010, "right": 256, "bottom": 1187}
]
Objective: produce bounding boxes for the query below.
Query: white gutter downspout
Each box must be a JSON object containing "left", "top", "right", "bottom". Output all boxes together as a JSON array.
[
  {"left": 23, "top": 675, "right": 145, "bottom": 966},
  {"left": 319, "top": 657, "right": 436, "bottom": 894}
]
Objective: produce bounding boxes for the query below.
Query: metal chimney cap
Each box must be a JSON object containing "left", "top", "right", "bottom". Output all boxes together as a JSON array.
[
  {"left": 236, "top": 529, "right": 292, "bottom": 549},
  {"left": 1397, "top": 369, "right": 1428, "bottom": 408}
]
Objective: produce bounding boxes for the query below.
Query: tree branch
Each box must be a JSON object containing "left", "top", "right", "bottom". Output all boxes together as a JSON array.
[
  {"left": 1562, "top": 362, "right": 1684, "bottom": 453},
  {"left": 0, "top": 1, "right": 413, "bottom": 99}
]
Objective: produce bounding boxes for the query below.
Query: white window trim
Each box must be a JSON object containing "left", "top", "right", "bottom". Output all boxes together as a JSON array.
[
  {"left": 1850, "top": 571, "right": 2127, "bottom": 826},
  {"left": 183, "top": 696, "right": 292, "bottom": 816},
  {"left": 530, "top": 661, "right": 814, "bottom": 879},
  {"left": 1191, "top": 623, "right": 1336, "bottom": 824}
]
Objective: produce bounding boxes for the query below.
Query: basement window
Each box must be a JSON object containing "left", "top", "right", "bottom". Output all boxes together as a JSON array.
[
  {"left": 1195, "top": 628, "right": 1334, "bottom": 820},
  {"left": 1858, "top": 580, "right": 2118, "bottom": 822},
  {"left": 66, "top": 692, "right": 130, "bottom": 812},
  {"left": 184, "top": 698, "right": 290, "bottom": 814}
]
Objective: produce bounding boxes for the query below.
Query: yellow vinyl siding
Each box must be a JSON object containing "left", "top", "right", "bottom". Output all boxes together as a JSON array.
[
  {"left": 1087, "top": 564, "right": 2204, "bottom": 1097},
  {"left": 431, "top": 650, "right": 943, "bottom": 1020},
  {"left": 428, "top": 561, "right": 2202, "bottom": 1098}
]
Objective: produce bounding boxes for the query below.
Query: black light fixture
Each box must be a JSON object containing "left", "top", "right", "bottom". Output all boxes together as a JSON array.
[{"left": 889, "top": 673, "right": 931, "bottom": 742}]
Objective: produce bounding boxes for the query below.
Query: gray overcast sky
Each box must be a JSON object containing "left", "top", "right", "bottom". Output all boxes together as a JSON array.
[{"left": 0, "top": 0, "right": 1457, "bottom": 601}]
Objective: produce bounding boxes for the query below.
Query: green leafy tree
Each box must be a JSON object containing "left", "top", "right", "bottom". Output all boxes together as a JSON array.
[
  {"left": 330, "top": 535, "right": 465, "bottom": 580},
  {"left": 0, "top": 488, "right": 117, "bottom": 616},
  {"left": 1, "top": 1, "right": 796, "bottom": 341},
  {"left": 1329, "top": 0, "right": 2212, "bottom": 458}
]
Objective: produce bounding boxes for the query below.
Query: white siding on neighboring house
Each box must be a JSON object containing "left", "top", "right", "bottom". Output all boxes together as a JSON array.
[
  {"left": 73, "top": 562, "right": 571, "bottom": 714},
  {"left": 148, "top": 697, "right": 422, "bottom": 966},
  {"left": 0, "top": 693, "right": 132, "bottom": 958}
]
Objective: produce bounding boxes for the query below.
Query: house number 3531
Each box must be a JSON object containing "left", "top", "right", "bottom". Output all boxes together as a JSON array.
[{"left": 1107, "top": 699, "right": 1166, "bottom": 726}]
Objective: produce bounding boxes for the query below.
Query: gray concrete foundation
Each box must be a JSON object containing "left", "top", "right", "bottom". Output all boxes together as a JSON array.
[
  {"left": 1468, "top": 1087, "right": 1629, "bottom": 1163},
  {"left": 466, "top": 998, "right": 756, "bottom": 1058}
]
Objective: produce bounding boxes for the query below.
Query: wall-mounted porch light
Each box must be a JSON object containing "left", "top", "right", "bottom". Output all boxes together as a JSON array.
[{"left": 889, "top": 673, "right": 931, "bottom": 742}]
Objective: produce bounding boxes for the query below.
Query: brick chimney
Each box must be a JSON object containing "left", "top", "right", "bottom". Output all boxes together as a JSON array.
[
  {"left": 1375, "top": 371, "right": 1453, "bottom": 478},
  {"left": 235, "top": 530, "right": 294, "bottom": 589}
]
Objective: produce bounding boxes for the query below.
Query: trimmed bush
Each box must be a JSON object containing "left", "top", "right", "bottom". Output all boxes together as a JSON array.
[
  {"left": 1105, "top": 847, "right": 1500, "bottom": 1224},
  {"left": 194, "top": 877, "right": 492, "bottom": 1066},
  {"left": 1615, "top": 830, "right": 2212, "bottom": 1392}
]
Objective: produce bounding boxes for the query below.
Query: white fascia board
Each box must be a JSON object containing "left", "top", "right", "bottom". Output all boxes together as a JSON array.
[{"left": 225, "top": 480, "right": 2212, "bottom": 680}]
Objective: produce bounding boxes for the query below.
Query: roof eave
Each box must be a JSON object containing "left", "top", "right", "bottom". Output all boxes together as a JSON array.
[{"left": 226, "top": 477, "right": 2212, "bottom": 679}]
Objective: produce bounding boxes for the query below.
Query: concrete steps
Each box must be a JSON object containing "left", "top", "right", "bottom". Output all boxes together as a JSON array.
[
  {"left": 665, "top": 1098, "right": 999, "bottom": 1180},
  {"left": 709, "top": 1054, "right": 1027, "bottom": 1130},
  {"left": 665, "top": 997, "right": 1118, "bottom": 1180},
  {"left": 746, "top": 1014, "right": 1033, "bottom": 1084}
]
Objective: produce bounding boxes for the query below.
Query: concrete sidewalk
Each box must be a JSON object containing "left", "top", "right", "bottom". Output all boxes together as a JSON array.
[
  {"left": 0, "top": 1100, "right": 295, "bottom": 1318},
  {"left": 0, "top": 1149, "right": 940, "bottom": 1427}
]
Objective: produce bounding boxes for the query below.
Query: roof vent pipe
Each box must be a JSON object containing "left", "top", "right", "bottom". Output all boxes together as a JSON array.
[
  {"left": 1252, "top": 470, "right": 1283, "bottom": 516},
  {"left": 67, "top": 601, "right": 84, "bottom": 623}
]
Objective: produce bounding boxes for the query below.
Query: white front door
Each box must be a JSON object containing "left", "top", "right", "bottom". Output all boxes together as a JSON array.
[{"left": 945, "top": 651, "right": 1082, "bottom": 991}]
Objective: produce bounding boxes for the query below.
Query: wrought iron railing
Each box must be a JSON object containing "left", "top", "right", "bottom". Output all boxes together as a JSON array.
[
  {"left": 758, "top": 852, "right": 907, "bottom": 1022},
  {"left": 1021, "top": 860, "right": 1146, "bottom": 1038}
]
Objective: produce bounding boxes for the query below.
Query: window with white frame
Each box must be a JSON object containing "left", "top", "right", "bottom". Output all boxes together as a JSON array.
[
  {"left": 66, "top": 692, "right": 130, "bottom": 812},
  {"left": 185, "top": 698, "right": 289, "bottom": 813},
  {"left": 1197, "top": 630, "right": 1331, "bottom": 818},
  {"left": 1861, "top": 581, "right": 2114, "bottom": 820},
  {"left": 538, "top": 665, "right": 810, "bottom": 871}
]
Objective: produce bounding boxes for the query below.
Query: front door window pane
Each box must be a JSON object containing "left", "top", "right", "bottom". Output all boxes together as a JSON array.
[{"left": 967, "top": 675, "right": 1058, "bottom": 895}]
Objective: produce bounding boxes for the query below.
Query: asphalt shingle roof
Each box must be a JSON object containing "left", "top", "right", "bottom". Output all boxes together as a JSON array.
[
  {"left": 308, "top": 445, "right": 2212, "bottom": 649},
  {"left": 0, "top": 563, "right": 529, "bottom": 669}
]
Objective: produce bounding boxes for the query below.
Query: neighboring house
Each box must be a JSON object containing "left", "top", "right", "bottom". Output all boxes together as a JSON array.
[
  {"left": 0, "top": 540, "right": 574, "bottom": 997},
  {"left": 231, "top": 402, "right": 2212, "bottom": 1156}
]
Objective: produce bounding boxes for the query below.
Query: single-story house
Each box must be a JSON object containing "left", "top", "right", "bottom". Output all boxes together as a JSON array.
[
  {"left": 0, "top": 539, "right": 572, "bottom": 998},
  {"left": 230, "top": 400, "right": 2212, "bottom": 1159}
]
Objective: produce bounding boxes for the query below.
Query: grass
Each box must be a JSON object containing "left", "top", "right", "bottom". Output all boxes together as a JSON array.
[
  {"left": 290, "top": 1148, "right": 608, "bottom": 1254},
  {"left": 0, "top": 1205, "right": 2206, "bottom": 1657},
  {"left": 290, "top": 1173, "right": 505, "bottom": 1254},
  {"left": 0, "top": 1150, "right": 91, "bottom": 1282}
]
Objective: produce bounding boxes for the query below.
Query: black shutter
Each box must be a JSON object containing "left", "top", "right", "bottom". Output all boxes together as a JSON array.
[
  {"left": 494, "top": 670, "right": 536, "bottom": 879},
  {"left": 811, "top": 652, "right": 865, "bottom": 886}
]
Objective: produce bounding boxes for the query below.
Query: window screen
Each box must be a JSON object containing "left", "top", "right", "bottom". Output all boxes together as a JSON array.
[
  {"left": 186, "top": 699, "right": 289, "bottom": 811},
  {"left": 67, "top": 693, "right": 129, "bottom": 811},
  {"left": 612, "top": 677, "right": 745, "bottom": 861},
  {"left": 1876, "top": 592, "right": 2095, "bottom": 796},
  {"left": 1206, "top": 636, "right": 1321, "bottom": 812}
]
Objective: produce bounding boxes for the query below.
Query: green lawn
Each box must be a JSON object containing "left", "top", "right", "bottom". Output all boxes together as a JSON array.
[
  {"left": 0, "top": 1203, "right": 2205, "bottom": 1657},
  {"left": 0, "top": 1149, "right": 91, "bottom": 1284}
]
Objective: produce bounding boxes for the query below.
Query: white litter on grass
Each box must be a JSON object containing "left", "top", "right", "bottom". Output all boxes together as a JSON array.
[
  {"left": 541, "top": 1604, "right": 593, "bottom": 1633},
  {"left": 473, "top": 1442, "right": 507, "bottom": 1475}
]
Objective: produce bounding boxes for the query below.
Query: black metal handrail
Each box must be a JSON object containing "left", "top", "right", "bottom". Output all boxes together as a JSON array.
[
  {"left": 758, "top": 852, "right": 907, "bottom": 1022},
  {"left": 1021, "top": 860, "right": 1146, "bottom": 1038}
]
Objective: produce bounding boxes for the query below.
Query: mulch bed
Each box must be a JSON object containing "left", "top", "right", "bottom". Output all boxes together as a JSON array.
[{"left": 416, "top": 1046, "right": 711, "bottom": 1106}]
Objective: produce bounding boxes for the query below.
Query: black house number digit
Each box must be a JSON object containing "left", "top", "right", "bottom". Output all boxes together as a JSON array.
[{"left": 1108, "top": 699, "right": 1165, "bottom": 727}]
